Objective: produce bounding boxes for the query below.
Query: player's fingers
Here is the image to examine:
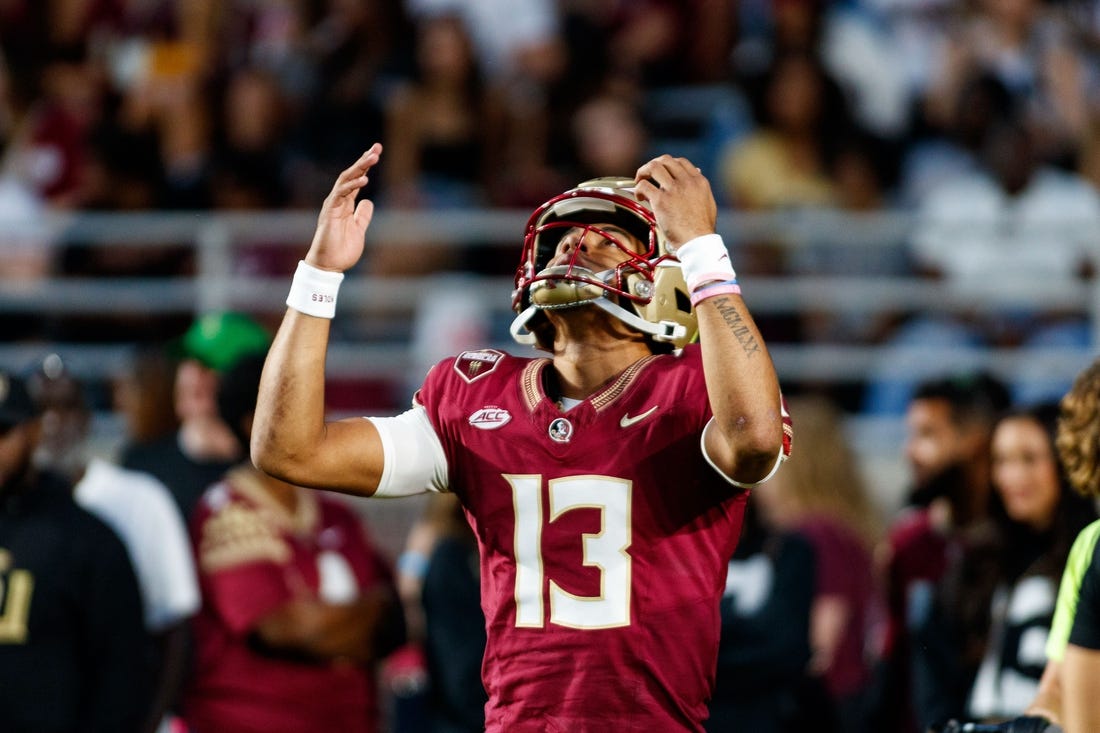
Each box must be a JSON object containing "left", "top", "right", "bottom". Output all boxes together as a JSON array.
[
  {"left": 334, "top": 144, "right": 383, "bottom": 189},
  {"left": 633, "top": 177, "right": 659, "bottom": 203},
  {"left": 662, "top": 156, "right": 701, "bottom": 181},
  {"left": 354, "top": 198, "right": 375, "bottom": 225},
  {"left": 635, "top": 155, "right": 676, "bottom": 188}
]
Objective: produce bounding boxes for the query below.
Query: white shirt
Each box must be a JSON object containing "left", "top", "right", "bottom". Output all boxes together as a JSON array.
[
  {"left": 75, "top": 458, "right": 200, "bottom": 632},
  {"left": 912, "top": 167, "right": 1100, "bottom": 292}
]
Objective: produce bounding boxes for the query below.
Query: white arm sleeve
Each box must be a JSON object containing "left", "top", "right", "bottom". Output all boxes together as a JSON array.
[{"left": 367, "top": 406, "right": 449, "bottom": 496}]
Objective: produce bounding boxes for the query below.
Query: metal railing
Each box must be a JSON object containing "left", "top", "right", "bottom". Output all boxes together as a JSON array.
[{"left": 2, "top": 208, "right": 1096, "bottom": 385}]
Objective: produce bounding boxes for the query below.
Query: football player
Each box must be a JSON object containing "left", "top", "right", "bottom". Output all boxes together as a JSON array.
[{"left": 252, "top": 143, "right": 791, "bottom": 732}]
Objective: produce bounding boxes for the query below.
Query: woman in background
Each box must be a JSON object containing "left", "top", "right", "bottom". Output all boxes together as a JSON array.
[{"left": 753, "top": 394, "right": 887, "bottom": 733}]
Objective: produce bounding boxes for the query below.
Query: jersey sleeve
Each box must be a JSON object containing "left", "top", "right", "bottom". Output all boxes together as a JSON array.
[
  {"left": 193, "top": 492, "right": 297, "bottom": 635},
  {"left": 1047, "top": 519, "right": 1100, "bottom": 660}
]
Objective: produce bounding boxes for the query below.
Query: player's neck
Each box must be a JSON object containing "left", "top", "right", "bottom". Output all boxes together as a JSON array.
[
  {"left": 549, "top": 338, "right": 651, "bottom": 400},
  {"left": 546, "top": 306, "right": 652, "bottom": 399}
]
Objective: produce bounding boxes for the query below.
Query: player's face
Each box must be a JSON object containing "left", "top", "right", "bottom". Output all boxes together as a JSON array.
[
  {"left": 175, "top": 359, "right": 220, "bottom": 421},
  {"left": 992, "top": 416, "right": 1061, "bottom": 530},
  {"left": 904, "top": 398, "right": 965, "bottom": 485},
  {"left": 547, "top": 223, "right": 645, "bottom": 273}
]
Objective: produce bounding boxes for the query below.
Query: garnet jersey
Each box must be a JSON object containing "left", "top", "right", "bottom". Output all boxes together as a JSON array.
[
  {"left": 184, "top": 468, "right": 394, "bottom": 733},
  {"left": 414, "top": 344, "right": 753, "bottom": 732}
]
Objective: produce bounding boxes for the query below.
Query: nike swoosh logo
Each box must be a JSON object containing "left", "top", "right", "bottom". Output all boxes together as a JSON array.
[{"left": 620, "top": 405, "right": 659, "bottom": 428}]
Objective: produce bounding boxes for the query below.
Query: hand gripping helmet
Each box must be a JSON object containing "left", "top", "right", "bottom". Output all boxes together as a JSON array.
[{"left": 510, "top": 178, "right": 697, "bottom": 351}]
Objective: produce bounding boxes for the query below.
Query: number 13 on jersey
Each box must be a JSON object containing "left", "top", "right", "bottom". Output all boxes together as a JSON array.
[{"left": 505, "top": 474, "right": 633, "bottom": 630}]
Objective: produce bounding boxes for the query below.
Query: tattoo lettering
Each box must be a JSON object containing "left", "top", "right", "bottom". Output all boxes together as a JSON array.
[{"left": 714, "top": 297, "right": 761, "bottom": 357}]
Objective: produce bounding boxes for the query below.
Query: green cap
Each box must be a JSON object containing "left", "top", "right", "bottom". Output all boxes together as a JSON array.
[{"left": 180, "top": 312, "right": 271, "bottom": 372}]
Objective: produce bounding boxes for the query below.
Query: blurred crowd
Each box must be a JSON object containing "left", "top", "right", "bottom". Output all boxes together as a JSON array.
[{"left": 1, "top": 0, "right": 1099, "bottom": 398}]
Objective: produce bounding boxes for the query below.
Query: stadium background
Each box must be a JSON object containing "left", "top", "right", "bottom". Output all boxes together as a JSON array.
[{"left": 1, "top": 0, "right": 1098, "bottom": 554}]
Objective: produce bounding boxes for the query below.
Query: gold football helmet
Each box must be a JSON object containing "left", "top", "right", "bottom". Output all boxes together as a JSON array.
[{"left": 510, "top": 178, "right": 697, "bottom": 351}]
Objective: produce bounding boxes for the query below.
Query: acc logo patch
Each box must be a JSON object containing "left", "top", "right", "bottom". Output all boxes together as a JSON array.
[
  {"left": 468, "top": 407, "right": 512, "bottom": 430},
  {"left": 453, "top": 349, "right": 505, "bottom": 383}
]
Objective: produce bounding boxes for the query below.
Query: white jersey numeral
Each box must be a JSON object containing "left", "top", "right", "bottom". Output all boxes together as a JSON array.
[{"left": 505, "top": 474, "right": 633, "bottom": 629}]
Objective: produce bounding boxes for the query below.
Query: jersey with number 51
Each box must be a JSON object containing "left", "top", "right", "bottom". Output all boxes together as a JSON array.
[{"left": 414, "top": 344, "right": 751, "bottom": 733}]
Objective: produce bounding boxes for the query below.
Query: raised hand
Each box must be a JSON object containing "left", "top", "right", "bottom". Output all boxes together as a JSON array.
[
  {"left": 632, "top": 155, "right": 717, "bottom": 250},
  {"left": 305, "top": 144, "right": 383, "bottom": 273}
]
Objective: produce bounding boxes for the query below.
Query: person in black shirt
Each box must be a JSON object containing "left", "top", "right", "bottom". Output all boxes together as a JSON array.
[
  {"left": 120, "top": 312, "right": 271, "bottom": 522},
  {"left": 0, "top": 369, "right": 150, "bottom": 733}
]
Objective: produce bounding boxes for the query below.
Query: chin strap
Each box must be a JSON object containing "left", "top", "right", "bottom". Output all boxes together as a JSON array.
[
  {"left": 509, "top": 305, "right": 539, "bottom": 345},
  {"left": 509, "top": 298, "right": 687, "bottom": 347},
  {"left": 591, "top": 298, "right": 687, "bottom": 342}
]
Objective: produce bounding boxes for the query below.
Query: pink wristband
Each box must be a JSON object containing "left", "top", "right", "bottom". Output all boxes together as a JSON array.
[{"left": 690, "top": 281, "right": 742, "bottom": 306}]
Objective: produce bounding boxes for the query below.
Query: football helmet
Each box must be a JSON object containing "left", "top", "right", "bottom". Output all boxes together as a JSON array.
[{"left": 510, "top": 178, "right": 697, "bottom": 350}]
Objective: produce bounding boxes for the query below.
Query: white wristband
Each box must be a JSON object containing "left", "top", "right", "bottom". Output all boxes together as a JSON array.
[
  {"left": 674, "top": 233, "right": 736, "bottom": 292},
  {"left": 286, "top": 260, "right": 345, "bottom": 319}
]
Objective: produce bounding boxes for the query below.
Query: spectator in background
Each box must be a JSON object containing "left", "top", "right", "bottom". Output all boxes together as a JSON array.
[
  {"left": 721, "top": 50, "right": 849, "bottom": 213},
  {"left": 0, "top": 369, "right": 150, "bottom": 732},
  {"left": 1055, "top": 357, "right": 1100, "bottom": 733},
  {"left": 753, "top": 395, "right": 886, "bottom": 733},
  {"left": 290, "top": 0, "right": 413, "bottom": 204},
  {"left": 210, "top": 64, "right": 292, "bottom": 210},
  {"left": 906, "top": 118, "right": 1099, "bottom": 405},
  {"left": 28, "top": 353, "right": 200, "bottom": 733},
  {"left": 718, "top": 50, "right": 855, "bottom": 283},
  {"left": 382, "top": 13, "right": 502, "bottom": 212},
  {"left": 877, "top": 372, "right": 1010, "bottom": 733},
  {"left": 568, "top": 87, "right": 650, "bottom": 182},
  {"left": 112, "top": 344, "right": 182, "bottom": 455},
  {"left": 732, "top": 0, "right": 828, "bottom": 83},
  {"left": 717, "top": 47, "right": 858, "bottom": 345},
  {"left": 917, "top": 403, "right": 1096, "bottom": 729},
  {"left": 418, "top": 493, "right": 487, "bottom": 733},
  {"left": 0, "top": 48, "right": 51, "bottom": 314},
  {"left": 182, "top": 353, "right": 405, "bottom": 733},
  {"left": 708, "top": 501, "right": 821, "bottom": 733},
  {"left": 572, "top": 0, "right": 696, "bottom": 88},
  {"left": 792, "top": 130, "right": 906, "bottom": 346},
  {"left": 121, "top": 311, "right": 272, "bottom": 522},
  {"left": 11, "top": 49, "right": 105, "bottom": 208},
  {"left": 388, "top": 494, "right": 487, "bottom": 733},
  {"left": 210, "top": 63, "right": 305, "bottom": 285},
  {"left": 899, "top": 70, "right": 1015, "bottom": 208},
  {"left": 404, "top": 0, "right": 564, "bottom": 91},
  {"left": 922, "top": 0, "right": 1092, "bottom": 166},
  {"left": 941, "top": 356, "right": 1100, "bottom": 733},
  {"left": 405, "top": 0, "right": 567, "bottom": 207},
  {"left": 371, "top": 13, "right": 504, "bottom": 388}
]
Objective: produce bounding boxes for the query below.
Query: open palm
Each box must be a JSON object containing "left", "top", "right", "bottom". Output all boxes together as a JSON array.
[{"left": 306, "top": 143, "right": 384, "bottom": 273}]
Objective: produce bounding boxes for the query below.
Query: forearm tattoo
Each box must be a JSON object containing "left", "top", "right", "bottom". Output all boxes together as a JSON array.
[{"left": 713, "top": 297, "right": 761, "bottom": 358}]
